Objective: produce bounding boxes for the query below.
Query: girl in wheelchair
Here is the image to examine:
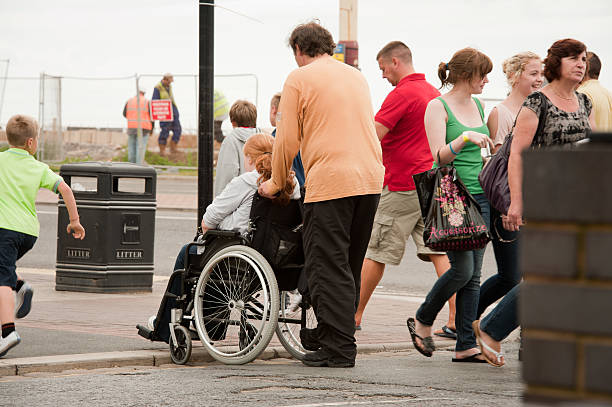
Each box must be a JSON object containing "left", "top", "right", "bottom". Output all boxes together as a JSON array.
[{"left": 140, "top": 132, "right": 301, "bottom": 351}]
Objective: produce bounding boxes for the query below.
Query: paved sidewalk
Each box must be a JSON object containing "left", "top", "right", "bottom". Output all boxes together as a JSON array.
[{"left": 0, "top": 268, "right": 465, "bottom": 376}]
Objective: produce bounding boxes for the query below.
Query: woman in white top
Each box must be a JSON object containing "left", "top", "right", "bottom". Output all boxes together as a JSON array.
[
  {"left": 477, "top": 52, "right": 543, "bottom": 320},
  {"left": 487, "top": 52, "right": 544, "bottom": 152}
]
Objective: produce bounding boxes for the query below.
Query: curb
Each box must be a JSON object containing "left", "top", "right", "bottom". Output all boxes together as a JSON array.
[{"left": 0, "top": 340, "right": 455, "bottom": 377}]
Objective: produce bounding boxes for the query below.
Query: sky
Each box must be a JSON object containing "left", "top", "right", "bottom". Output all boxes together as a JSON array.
[{"left": 1, "top": 0, "right": 611, "bottom": 132}]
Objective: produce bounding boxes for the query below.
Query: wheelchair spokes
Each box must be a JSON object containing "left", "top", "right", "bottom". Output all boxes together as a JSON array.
[
  {"left": 194, "top": 246, "right": 279, "bottom": 364},
  {"left": 275, "top": 292, "right": 318, "bottom": 360}
]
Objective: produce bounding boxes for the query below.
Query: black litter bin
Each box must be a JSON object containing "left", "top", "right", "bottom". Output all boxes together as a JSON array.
[{"left": 55, "top": 162, "right": 156, "bottom": 293}]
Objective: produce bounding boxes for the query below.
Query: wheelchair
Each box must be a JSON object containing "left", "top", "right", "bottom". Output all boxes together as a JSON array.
[{"left": 136, "top": 192, "right": 317, "bottom": 365}]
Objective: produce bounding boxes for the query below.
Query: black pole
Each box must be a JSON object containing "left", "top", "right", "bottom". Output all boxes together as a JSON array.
[{"left": 198, "top": 0, "right": 214, "bottom": 227}]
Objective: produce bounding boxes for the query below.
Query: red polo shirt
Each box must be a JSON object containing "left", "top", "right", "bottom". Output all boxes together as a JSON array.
[{"left": 375, "top": 73, "right": 440, "bottom": 191}]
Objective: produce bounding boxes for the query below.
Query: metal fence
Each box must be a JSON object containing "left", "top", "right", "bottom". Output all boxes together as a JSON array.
[
  {"left": 39, "top": 74, "right": 63, "bottom": 161},
  {"left": 0, "top": 59, "right": 9, "bottom": 128},
  {"left": 1, "top": 72, "right": 259, "bottom": 162}
]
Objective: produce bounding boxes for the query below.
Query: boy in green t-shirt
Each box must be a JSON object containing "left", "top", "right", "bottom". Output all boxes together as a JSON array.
[{"left": 0, "top": 115, "right": 85, "bottom": 357}]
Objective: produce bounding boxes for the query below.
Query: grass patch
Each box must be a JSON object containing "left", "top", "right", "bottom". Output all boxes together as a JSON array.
[
  {"left": 113, "top": 148, "right": 197, "bottom": 167},
  {"left": 47, "top": 155, "right": 96, "bottom": 172},
  {"left": 43, "top": 147, "right": 199, "bottom": 173},
  {"left": 178, "top": 168, "right": 198, "bottom": 176}
]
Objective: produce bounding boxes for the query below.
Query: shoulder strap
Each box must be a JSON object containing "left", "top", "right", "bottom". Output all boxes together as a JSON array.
[
  {"left": 473, "top": 97, "right": 485, "bottom": 121},
  {"left": 437, "top": 97, "right": 451, "bottom": 114},
  {"left": 507, "top": 106, "right": 522, "bottom": 138}
]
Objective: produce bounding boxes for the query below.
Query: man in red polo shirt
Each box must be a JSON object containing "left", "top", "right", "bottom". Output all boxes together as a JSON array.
[{"left": 355, "top": 41, "right": 455, "bottom": 338}]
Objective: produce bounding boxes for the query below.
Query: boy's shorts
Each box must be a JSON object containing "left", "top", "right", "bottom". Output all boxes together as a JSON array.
[
  {"left": 0, "top": 228, "right": 37, "bottom": 288},
  {"left": 365, "top": 187, "right": 444, "bottom": 266}
]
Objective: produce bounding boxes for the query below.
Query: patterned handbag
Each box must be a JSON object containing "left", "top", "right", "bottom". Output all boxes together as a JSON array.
[{"left": 413, "top": 165, "right": 490, "bottom": 251}]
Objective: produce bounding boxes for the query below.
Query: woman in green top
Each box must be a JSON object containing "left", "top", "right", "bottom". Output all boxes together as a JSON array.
[{"left": 408, "top": 48, "right": 494, "bottom": 363}]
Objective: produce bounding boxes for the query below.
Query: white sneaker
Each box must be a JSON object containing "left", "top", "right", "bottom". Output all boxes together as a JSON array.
[
  {"left": 146, "top": 315, "right": 156, "bottom": 331},
  {"left": 284, "top": 290, "right": 302, "bottom": 314},
  {"left": 15, "top": 282, "right": 34, "bottom": 319},
  {"left": 0, "top": 331, "right": 21, "bottom": 357}
]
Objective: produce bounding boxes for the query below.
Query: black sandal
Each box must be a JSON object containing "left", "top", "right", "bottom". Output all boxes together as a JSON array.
[{"left": 407, "top": 317, "right": 435, "bottom": 357}]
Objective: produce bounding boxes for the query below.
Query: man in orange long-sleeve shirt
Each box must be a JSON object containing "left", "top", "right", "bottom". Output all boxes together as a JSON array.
[{"left": 259, "top": 22, "right": 384, "bottom": 368}]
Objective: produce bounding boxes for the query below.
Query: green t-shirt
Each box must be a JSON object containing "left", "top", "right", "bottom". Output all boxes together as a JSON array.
[
  {"left": 0, "top": 148, "right": 62, "bottom": 237},
  {"left": 435, "top": 97, "right": 488, "bottom": 195}
]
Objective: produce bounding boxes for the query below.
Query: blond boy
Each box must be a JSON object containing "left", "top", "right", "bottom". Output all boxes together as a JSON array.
[{"left": 0, "top": 115, "right": 85, "bottom": 357}]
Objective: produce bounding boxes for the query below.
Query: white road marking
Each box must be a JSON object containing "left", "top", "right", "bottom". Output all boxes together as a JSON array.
[{"left": 275, "top": 399, "right": 461, "bottom": 407}]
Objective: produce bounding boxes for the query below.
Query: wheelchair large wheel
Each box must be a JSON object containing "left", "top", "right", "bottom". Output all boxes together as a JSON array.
[
  {"left": 275, "top": 292, "right": 318, "bottom": 360},
  {"left": 194, "top": 245, "right": 279, "bottom": 365}
]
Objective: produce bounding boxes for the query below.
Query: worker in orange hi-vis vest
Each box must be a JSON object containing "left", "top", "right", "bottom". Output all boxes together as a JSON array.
[{"left": 123, "top": 88, "right": 153, "bottom": 164}]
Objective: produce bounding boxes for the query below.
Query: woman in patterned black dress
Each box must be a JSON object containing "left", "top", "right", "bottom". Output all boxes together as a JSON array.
[{"left": 472, "top": 39, "right": 596, "bottom": 367}]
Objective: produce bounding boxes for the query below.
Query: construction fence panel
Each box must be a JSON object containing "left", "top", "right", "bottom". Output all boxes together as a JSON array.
[
  {"left": 2, "top": 72, "right": 261, "bottom": 163},
  {"left": 38, "top": 74, "right": 63, "bottom": 161},
  {"left": 58, "top": 75, "right": 136, "bottom": 162}
]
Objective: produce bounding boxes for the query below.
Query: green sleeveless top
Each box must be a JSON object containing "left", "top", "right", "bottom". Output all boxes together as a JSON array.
[{"left": 435, "top": 97, "right": 488, "bottom": 195}]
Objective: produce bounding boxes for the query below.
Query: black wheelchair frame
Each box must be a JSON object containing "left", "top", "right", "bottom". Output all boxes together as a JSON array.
[{"left": 136, "top": 193, "right": 315, "bottom": 365}]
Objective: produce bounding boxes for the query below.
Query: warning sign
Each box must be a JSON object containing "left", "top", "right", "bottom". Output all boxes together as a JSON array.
[
  {"left": 333, "top": 43, "right": 345, "bottom": 63},
  {"left": 150, "top": 99, "right": 173, "bottom": 121}
]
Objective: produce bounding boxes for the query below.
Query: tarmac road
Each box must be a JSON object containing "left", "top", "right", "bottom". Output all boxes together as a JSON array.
[{"left": 0, "top": 346, "right": 523, "bottom": 407}]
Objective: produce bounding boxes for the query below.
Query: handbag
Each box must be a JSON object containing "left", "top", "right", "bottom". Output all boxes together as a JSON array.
[
  {"left": 478, "top": 92, "right": 548, "bottom": 214},
  {"left": 413, "top": 155, "right": 490, "bottom": 252}
]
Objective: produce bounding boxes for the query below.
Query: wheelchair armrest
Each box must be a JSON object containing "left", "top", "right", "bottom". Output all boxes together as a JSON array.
[
  {"left": 192, "top": 229, "right": 241, "bottom": 244},
  {"left": 203, "top": 230, "right": 242, "bottom": 239},
  {"left": 184, "top": 230, "right": 244, "bottom": 271}
]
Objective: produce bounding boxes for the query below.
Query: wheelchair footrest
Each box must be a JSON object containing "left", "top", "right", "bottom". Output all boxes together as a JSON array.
[{"left": 136, "top": 324, "right": 153, "bottom": 340}]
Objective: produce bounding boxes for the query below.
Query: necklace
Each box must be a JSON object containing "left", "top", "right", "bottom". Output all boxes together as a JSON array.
[{"left": 550, "top": 86, "right": 575, "bottom": 101}]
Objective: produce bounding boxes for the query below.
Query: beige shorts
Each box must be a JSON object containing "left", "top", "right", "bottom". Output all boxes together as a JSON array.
[{"left": 365, "top": 186, "right": 444, "bottom": 265}]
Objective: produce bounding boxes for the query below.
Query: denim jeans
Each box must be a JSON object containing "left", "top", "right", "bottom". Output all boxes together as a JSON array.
[
  {"left": 416, "top": 193, "right": 490, "bottom": 351},
  {"left": 481, "top": 283, "right": 519, "bottom": 341},
  {"left": 154, "top": 243, "right": 196, "bottom": 343},
  {"left": 173, "top": 243, "right": 198, "bottom": 271},
  {"left": 477, "top": 206, "right": 521, "bottom": 318},
  {"left": 127, "top": 129, "right": 151, "bottom": 164}
]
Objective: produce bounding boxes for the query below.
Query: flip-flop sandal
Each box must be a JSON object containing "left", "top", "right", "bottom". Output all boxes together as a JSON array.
[
  {"left": 472, "top": 320, "right": 505, "bottom": 367},
  {"left": 407, "top": 317, "right": 435, "bottom": 357},
  {"left": 434, "top": 325, "right": 457, "bottom": 339},
  {"left": 452, "top": 353, "right": 488, "bottom": 363}
]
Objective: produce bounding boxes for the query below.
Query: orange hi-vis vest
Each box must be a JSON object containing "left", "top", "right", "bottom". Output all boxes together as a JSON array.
[{"left": 126, "top": 95, "right": 153, "bottom": 130}]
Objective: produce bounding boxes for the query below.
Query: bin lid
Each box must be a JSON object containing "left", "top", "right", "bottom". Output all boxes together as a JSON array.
[{"left": 60, "top": 162, "right": 157, "bottom": 177}]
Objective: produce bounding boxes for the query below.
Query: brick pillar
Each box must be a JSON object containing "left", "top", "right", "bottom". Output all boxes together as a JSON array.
[{"left": 521, "top": 138, "right": 612, "bottom": 404}]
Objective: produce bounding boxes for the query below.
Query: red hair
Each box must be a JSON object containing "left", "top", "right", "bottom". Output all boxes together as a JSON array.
[{"left": 243, "top": 133, "right": 295, "bottom": 205}]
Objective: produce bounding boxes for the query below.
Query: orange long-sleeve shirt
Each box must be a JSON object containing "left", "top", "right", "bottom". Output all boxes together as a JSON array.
[{"left": 271, "top": 56, "right": 384, "bottom": 203}]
